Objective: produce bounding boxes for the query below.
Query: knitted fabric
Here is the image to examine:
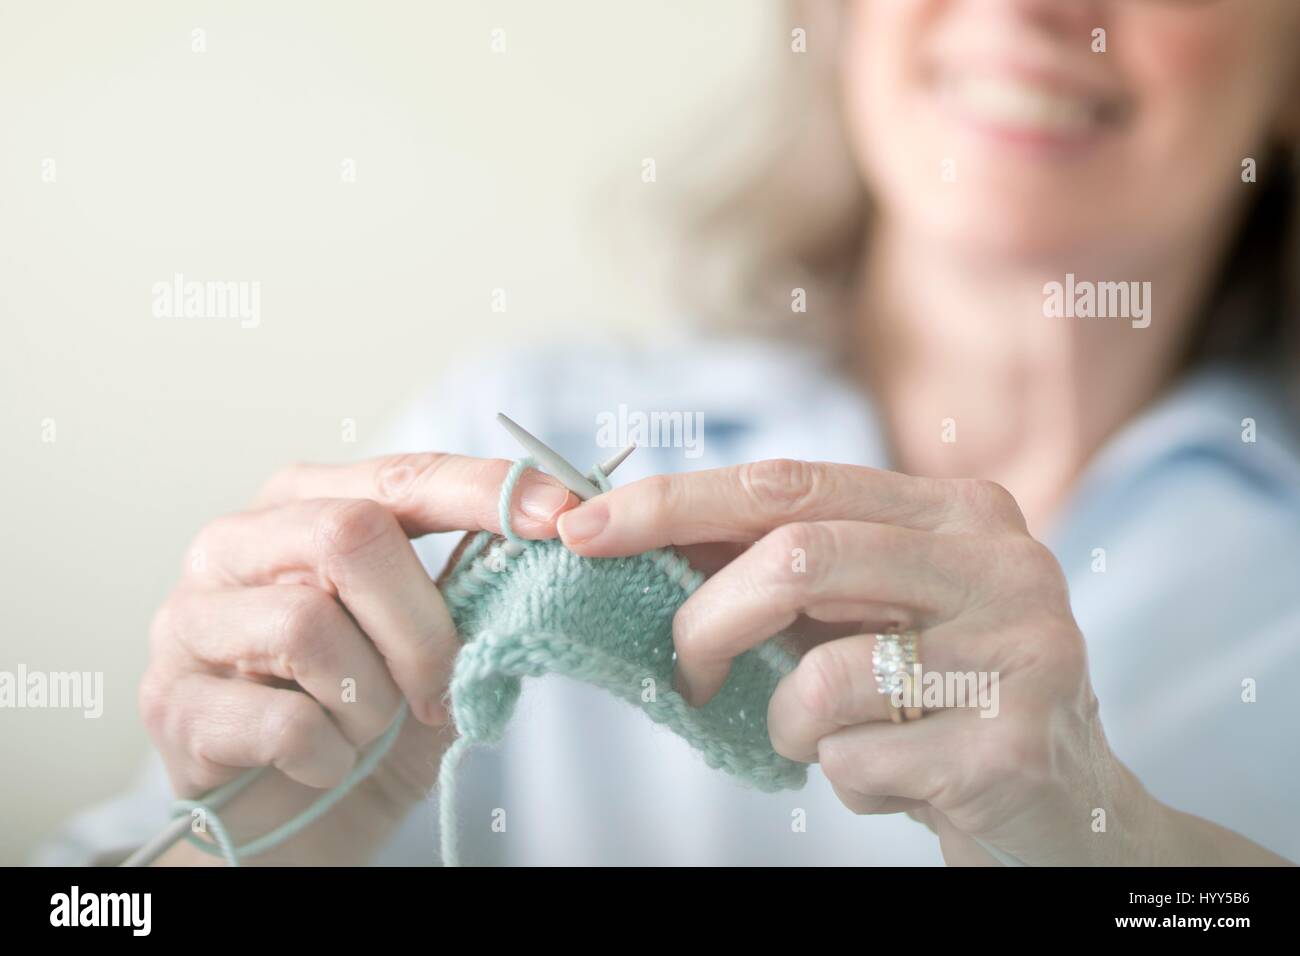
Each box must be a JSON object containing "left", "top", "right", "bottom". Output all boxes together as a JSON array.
[
  {"left": 435, "top": 458, "right": 807, "bottom": 863},
  {"left": 173, "top": 457, "right": 806, "bottom": 866}
]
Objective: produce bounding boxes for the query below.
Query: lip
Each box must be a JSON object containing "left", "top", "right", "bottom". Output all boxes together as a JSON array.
[
  {"left": 938, "top": 54, "right": 1123, "bottom": 99},
  {"left": 927, "top": 57, "right": 1129, "bottom": 152}
]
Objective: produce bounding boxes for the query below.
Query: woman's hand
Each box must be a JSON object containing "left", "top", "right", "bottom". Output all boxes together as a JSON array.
[
  {"left": 556, "top": 458, "right": 1155, "bottom": 866},
  {"left": 141, "top": 453, "right": 575, "bottom": 865}
]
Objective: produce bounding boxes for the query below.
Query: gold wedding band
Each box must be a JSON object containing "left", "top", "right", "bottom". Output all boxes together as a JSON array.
[{"left": 871, "top": 629, "right": 923, "bottom": 722}]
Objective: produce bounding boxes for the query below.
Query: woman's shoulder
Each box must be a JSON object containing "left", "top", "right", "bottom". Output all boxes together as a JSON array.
[{"left": 1069, "top": 360, "right": 1300, "bottom": 520}]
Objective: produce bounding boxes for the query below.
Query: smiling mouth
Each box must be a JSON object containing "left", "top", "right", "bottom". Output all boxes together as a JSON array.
[{"left": 935, "top": 70, "right": 1128, "bottom": 142}]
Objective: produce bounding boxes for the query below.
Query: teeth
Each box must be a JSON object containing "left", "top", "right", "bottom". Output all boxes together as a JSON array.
[{"left": 943, "top": 74, "right": 1100, "bottom": 133}]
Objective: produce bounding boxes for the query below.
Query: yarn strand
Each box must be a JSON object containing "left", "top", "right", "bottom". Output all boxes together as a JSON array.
[{"left": 173, "top": 701, "right": 409, "bottom": 865}]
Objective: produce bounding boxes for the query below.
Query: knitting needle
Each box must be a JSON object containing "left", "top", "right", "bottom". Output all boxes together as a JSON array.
[
  {"left": 497, "top": 412, "right": 634, "bottom": 501},
  {"left": 123, "top": 426, "right": 635, "bottom": 867},
  {"left": 121, "top": 764, "right": 264, "bottom": 867},
  {"left": 121, "top": 814, "right": 200, "bottom": 867},
  {"left": 596, "top": 441, "right": 637, "bottom": 477}
]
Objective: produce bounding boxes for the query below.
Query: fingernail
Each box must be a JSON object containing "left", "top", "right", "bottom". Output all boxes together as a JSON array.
[
  {"left": 519, "top": 480, "right": 573, "bottom": 523},
  {"left": 558, "top": 501, "right": 608, "bottom": 543}
]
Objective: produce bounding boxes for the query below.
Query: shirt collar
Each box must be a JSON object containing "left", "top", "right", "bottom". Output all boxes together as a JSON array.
[{"left": 1058, "top": 361, "right": 1300, "bottom": 540}]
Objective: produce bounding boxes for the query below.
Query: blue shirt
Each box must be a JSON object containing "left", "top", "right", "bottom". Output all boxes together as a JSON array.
[{"left": 37, "top": 336, "right": 1300, "bottom": 865}]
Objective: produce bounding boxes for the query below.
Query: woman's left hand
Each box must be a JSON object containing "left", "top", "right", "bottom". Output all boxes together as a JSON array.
[{"left": 557, "top": 459, "right": 1157, "bottom": 866}]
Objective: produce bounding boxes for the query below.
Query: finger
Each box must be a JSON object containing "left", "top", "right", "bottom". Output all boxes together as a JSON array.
[
  {"left": 828, "top": 783, "right": 926, "bottom": 816},
  {"left": 671, "top": 521, "right": 981, "bottom": 706},
  {"left": 770, "top": 636, "right": 891, "bottom": 761},
  {"left": 152, "top": 585, "right": 405, "bottom": 746},
  {"left": 815, "top": 711, "right": 963, "bottom": 807},
  {"left": 142, "top": 673, "right": 358, "bottom": 796},
  {"left": 186, "top": 499, "right": 459, "bottom": 725},
  {"left": 254, "top": 453, "right": 576, "bottom": 540},
  {"left": 558, "top": 460, "right": 1025, "bottom": 557},
  {"left": 770, "top": 630, "right": 984, "bottom": 761}
]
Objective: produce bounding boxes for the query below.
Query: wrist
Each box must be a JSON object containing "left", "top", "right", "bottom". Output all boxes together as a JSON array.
[
  {"left": 1072, "top": 724, "right": 1160, "bottom": 865},
  {"left": 1109, "top": 760, "right": 1162, "bottom": 866}
]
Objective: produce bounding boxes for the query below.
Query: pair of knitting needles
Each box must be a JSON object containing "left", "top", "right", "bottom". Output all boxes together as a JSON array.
[
  {"left": 497, "top": 413, "right": 637, "bottom": 501},
  {"left": 122, "top": 415, "right": 629, "bottom": 867}
]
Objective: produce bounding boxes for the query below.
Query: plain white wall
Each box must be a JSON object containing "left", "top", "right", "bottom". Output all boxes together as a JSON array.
[{"left": 0, "top": 0, "right": 775, "bottom": 864}]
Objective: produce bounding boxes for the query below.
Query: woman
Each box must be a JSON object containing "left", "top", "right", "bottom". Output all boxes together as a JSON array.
[{"left": 43, "top": 0, "right": 1300, "bottom": 865}]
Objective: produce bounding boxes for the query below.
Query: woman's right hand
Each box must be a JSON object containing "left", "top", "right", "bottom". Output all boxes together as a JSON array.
[{"left": 140, "top": 452, "right": 576, "bottom": 865}]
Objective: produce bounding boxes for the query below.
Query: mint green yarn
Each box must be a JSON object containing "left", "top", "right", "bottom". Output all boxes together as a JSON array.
[
  {"left": 172, "top": 456, "right": 805, "bottom": 866},
  {"left": 435, "top": 457, "right": 806, "bottom": 865},
  {"left": 174, "top": 701, "right": 410, "bottom": 866}
]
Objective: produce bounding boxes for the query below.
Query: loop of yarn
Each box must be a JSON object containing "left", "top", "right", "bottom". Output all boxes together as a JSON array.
[
  {"left": 172, "top": 702, "right": 409, "bottom": 866},
  {"left": 171, "top": 457, "right": 805, "bottom": 867},
  {"left": 497, "top": 455, "right": 535, "bottom": 548}
]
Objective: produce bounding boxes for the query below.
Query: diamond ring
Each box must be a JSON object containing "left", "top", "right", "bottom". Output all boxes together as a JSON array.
[{"left": 871, "top": 629, "right": 923, "bottom": 722}]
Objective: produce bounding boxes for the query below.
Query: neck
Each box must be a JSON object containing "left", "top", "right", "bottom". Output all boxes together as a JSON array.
[{"left": 854, "top": 226, "right": 1222, "bottom": 536}]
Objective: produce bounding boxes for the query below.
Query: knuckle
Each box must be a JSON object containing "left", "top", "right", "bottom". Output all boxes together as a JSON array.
[
  {"left": 1003, "top": 537, "right": 1068, "bottom": 595},
  {"left": 1009, "top": 535, "right": 1053, "bottom": 570},
  {"left": 272, "top": 588, "right": 340, "bottom": 679},
  {"left": 313, "top": 498, "right": 394, "bottom": 560},
  {"left": 670, "top": 609, "right": 709, "bottom": 669},
  {"left": 147, "top": 596, "right": 183, "bottom": 656},
  {"left": 953, "top": 479, "right": 1027, "bottom": 530},
  {"left": 791, "top": 642, "right": 852, "bottom": 724},
  {"left": 1032, "top": 621, "right": 1090, "bottom": 685},
  {"left": 169, "top": 695, "right": 227, "bottom": 773},
  {"left": 769, "top": 520, "right": 820, "bottom": 558},
  {"left": 374, "top": 452, "right": 449, "bottom": 504},
  {"left": 182, "top": 519, "right": 223, "bottom": 578},
  {"left": 137, "top": 673, "right": 170, "bottom": 738},
  {"left": 738, "top": 458, "right": 820, "bottom": 512},
  {"left": 816, "top": 733, "right": 857, "bottom": 788},
  {"left": 263, "top": 693, "right": 327, "bottom": 761},
  {"left": 640, "top": 472, "right": 681, "bottom": 521},
  {"left": 185, "top": 723, "right": 218, "bottom": 771},
  {"left": 1054, "top": 625, "right": 1089, "bottom": 679},
  {"left": 766, "top": 520, "right": 835, "bottom": 585}
]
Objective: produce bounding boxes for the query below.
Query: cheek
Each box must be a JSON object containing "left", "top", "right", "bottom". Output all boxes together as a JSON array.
[
  {"left": 839, "top": 1, "right": 939, "bottom": 214},
  {"left": 1120, "top": 9, "right": 1284, "bottom": 228},
  {"left": 1126, "top": 12, "right": 1254, "bottom": 119}
]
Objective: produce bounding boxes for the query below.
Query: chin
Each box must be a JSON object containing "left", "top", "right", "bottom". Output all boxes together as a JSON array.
[{"left": 891, "top": 183, "right": 1114, "bottom": 268}]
